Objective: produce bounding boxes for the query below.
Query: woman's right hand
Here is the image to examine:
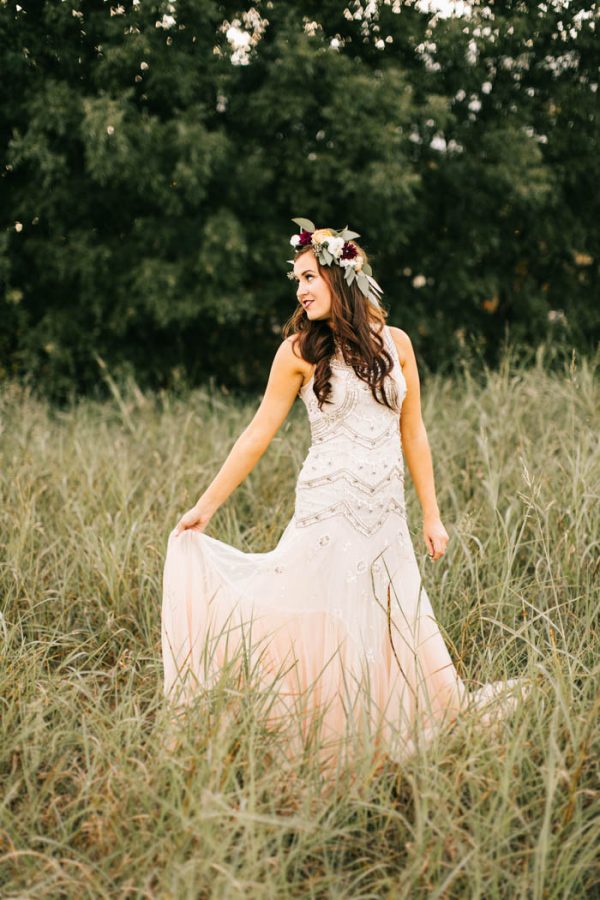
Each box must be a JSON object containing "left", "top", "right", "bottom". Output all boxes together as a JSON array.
[{"left": 174, "top": 500, "right": 215, "bottom": 536}]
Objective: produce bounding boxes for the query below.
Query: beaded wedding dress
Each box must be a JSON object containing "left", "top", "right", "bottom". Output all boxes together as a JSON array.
[{"left": 162, "top": 325, "right": 527, "bottom": 772}]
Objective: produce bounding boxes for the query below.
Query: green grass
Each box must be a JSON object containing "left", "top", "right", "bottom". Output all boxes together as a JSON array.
[{"left": 0, "top": 345, "right": 598, "bottom": 898}]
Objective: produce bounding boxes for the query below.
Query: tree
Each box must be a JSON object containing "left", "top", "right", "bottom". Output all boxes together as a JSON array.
[{"left": 1, "top": 0, "right": 598, "bottom": 398}]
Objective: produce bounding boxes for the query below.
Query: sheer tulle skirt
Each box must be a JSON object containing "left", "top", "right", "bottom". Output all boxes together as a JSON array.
[{"left": 162, "top": 517, "right": 529, "bottom": 774}]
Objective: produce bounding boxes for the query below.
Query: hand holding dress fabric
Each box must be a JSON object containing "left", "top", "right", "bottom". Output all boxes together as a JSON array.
[{"left": 174, "top": 501, "right": 215, "bottom": 536}]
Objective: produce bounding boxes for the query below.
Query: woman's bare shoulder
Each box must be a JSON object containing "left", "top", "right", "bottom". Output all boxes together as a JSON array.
[
  {"left": 387, "top": 326, "right": 414, "bottom": 368},
  {"left": 280, "top": 334, "right": 312, "bottom": 376}
]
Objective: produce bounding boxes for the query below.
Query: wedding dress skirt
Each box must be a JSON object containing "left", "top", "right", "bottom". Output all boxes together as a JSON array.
[{"left": 162, "top": 325, "right": 528, "bottom": 772}]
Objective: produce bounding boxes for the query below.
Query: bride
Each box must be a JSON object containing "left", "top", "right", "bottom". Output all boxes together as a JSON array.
[{"left": 161, "top": 218, "right": 528, "bottom": 773}]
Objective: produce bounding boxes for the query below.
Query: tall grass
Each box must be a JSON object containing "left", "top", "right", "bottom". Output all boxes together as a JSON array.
[{"left": 0, "top": 345, "right": 598, "bottom": 898}]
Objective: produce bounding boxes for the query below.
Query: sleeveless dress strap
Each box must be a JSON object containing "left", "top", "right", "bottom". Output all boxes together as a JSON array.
[{"left": 383, "top": 324, "right": 400, "bottom": 368}]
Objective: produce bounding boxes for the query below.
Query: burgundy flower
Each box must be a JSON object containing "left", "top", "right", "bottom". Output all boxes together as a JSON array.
[
  {"left": 341, "top": 242, "right": 358, "bottom": 259},
  {"left": 297, "top": 229, "right": 313, "bottom": 247}
]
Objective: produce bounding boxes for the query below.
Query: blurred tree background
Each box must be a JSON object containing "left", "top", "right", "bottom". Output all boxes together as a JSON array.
[{"left": 1, "top": 0, "right": 598, "bottom": 399}]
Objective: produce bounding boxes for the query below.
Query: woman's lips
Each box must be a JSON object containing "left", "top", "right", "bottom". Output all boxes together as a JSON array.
[{"left": 303, "top": 299, "right": 314, "bottom": 310}]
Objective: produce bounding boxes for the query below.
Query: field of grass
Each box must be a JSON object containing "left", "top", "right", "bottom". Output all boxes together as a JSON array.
[{"left": 1, "top": 345, "right": 598, "bottom": 898}]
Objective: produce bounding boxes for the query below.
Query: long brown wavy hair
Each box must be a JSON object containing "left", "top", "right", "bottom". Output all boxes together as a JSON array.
[{"left": 283, "top": 244, "right": 400, "bottom": 413}]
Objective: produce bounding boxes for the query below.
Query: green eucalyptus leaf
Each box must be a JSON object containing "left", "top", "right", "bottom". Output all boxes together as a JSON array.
[
  {"left": 367, "top": 274, "right": 384, "bottom": 294},
  {"left": 357, "top": 272, "right": 370, "bottom": 295},
  {"left": 362, "top": 263, "right": 373, "bottom": 277},
  {"left": 291, "top": 217, "right": 315, "bottom": 232},
  {"left": 342, "top": 230, "right": 361, "bottom": 240}
]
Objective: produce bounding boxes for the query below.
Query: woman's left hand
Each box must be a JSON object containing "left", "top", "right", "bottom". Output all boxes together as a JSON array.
[{"left": 423, "top": 515, "right": 449, "bottom": 561}]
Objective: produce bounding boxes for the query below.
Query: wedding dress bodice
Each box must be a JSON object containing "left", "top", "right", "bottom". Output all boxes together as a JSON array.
[{"left": 295, "top": 325, "right": 407, "bottom": 537}]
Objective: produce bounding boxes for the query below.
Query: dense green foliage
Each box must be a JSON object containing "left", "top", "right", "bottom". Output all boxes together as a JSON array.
[
  {"left": 1, "top": 0, "right": 598, "bottom": 398},
  {"left": 1, "top": 351, "right": 598, "bottom": 894}
]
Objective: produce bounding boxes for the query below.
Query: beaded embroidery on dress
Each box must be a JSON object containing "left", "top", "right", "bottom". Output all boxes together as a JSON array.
[{"left": 162, "top": 325, "right": 528, "bottom": 771}]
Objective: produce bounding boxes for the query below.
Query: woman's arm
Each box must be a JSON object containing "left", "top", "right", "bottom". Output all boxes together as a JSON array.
[
  {"left": 174, "top": 337, "right": 307, "bottom": 535},
  {"left": 389, "top": 327, "right": 449, "bottom": 561}
]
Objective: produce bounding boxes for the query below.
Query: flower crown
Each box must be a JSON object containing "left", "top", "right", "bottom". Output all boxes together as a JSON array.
[{"left": 287, "top": 217, "right": 383, "bottom": 308}]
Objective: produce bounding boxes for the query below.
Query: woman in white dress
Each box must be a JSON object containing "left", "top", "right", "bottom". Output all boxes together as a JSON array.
[{"left": 162, "top": 219, "right": 527, "bottom": 774}]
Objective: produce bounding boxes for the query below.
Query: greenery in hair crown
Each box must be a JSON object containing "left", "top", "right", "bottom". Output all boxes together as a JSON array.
[{"left": 287, "top": 217, "right": 383, "bottom": 307}]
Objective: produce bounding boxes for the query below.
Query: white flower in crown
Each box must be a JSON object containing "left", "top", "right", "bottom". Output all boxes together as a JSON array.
[
  {"left": 339, "top": 253, "right": 363, "bottom": 271},
  {"left": 290, "top": 234, "right": 301, "bottom": 248},
  {"left": 325, "top": 236, "right": 345, "bottom": 258},
  {"left": 311, "top": 228, "right": 334, "bottom": 244}
]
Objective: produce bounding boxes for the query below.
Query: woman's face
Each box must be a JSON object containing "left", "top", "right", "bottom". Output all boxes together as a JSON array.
[{"left": 292, "top": 250, "right": 333, "bottom": 322}]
